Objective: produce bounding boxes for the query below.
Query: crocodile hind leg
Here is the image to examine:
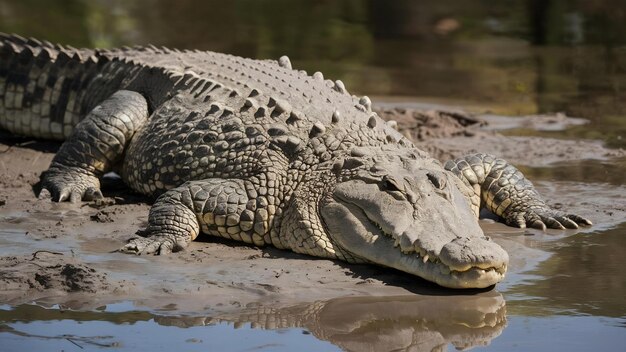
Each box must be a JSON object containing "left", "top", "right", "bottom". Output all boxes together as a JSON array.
[
  {"left": 120, "top": 178, "right": 270, "bottom": 255},
  {"left": 445, "top": 153, "right": 592, "bottom": 230},
  {"left": 39, "top": 90, "right": 148, "bottom": 202}
]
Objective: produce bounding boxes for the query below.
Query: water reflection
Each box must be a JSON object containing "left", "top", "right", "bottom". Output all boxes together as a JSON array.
[
  {"left": 518, "top": 158, "right": 626, "bottom": 186},
  {"left": 168, "top": 293, "right": 506, "bottom": 351},
  {"left": 1, "top": 292, "right": 507, "bottom": 351},
  {"left": 506, "top": 222, "right": 626, "bottom": 318}
]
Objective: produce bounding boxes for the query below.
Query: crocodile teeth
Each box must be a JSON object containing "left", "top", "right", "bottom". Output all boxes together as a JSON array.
[
  {"left": 496, "top": 265, "right": 507, "bottom": 275},
  {"left": 366, "top": 216, "right": 449, "bottom": 270},
  {"left": 414, "top": 246, "right": 425, "bottom": 257}
]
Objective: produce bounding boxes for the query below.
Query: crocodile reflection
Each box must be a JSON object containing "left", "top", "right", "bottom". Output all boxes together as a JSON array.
[
  {"left": 1, "top": 292, "right": 506, "bottom": 351},
  {"left": 158, "top": 292, "right": 507, "bottom": 351}
]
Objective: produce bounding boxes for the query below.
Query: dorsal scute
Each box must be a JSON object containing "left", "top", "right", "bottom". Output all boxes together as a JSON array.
[
  {"left": 331, "top": 110, "right": 341, "bottom": 124},
  {"left": 278, "top": 55, "right": 292, "bottom": 70},
  {"left": 118, "top": 48, "right": 372, "bottom": 128},
  {"left": 265, "top": 96, "right": 291, "bottom": 118},
  {"left": 96, "top": 46, "right": 409, "bottom": 162},
  {"left": 309, "top": 121, "right": 326, "bottom": 138},
  {"left": 333, "top": 80, "right": 346, "bottom": 94},
  {"left": 367, "top": 114, "right": 378, "bottom": 128},
  {"left": 359, "top": 96, "right": 372, "bottom": 112}
]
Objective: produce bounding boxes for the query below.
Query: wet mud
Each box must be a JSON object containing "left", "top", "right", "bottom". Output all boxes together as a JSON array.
[{"left": 375, "top": 104, "right": 626, "bottom": 166}]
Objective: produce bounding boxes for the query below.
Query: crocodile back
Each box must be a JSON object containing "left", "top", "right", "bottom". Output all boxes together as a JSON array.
[{"left": 0, "top": 33, "right": 106, "bottom": 139}]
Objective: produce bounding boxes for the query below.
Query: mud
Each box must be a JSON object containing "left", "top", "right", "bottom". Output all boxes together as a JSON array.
[
  {"left": 374, "top": 105, "right": 626, "bottom": 166},
  {"left": 0, "top": 104, "right": 624, "bottom": 318},
  {"left": 0, "top": 252, "right": 116, "bottom": 298}
]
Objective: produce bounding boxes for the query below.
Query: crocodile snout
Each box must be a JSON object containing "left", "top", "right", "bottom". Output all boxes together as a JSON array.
[{"left": 439, "top": 236, "right": 509, "bottom": 273}]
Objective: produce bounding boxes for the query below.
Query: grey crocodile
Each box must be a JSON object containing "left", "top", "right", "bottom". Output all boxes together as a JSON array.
[{"left": 0, "top": 34, "right": 591, "bottom": 288}]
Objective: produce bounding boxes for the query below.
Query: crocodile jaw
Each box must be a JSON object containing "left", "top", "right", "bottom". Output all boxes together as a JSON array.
[{"left": 320, "top": 186, "right": 508, "bottom": 289}]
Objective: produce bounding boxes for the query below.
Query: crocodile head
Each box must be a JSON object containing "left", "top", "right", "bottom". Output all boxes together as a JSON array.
[{"left": 318, "top": 150, "right": 508, "bottom": 289}]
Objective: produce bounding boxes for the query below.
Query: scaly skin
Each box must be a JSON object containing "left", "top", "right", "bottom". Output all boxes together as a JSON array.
[
  {"left": 0, "top": 33, "right": 591, "bottom": 289},
  {"left": 444, "top": 153, "right": 592, "bottom": 230},
  {"left": 39, "top": 90, "right": 148, "bottom": 201}
]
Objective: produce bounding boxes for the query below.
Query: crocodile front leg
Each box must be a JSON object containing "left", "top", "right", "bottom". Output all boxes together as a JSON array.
[
  {"left": 39, "top": 90, "right": 148, "bottom": 202},
  {"left": 120, "top": 178, "right": 271, "bottom": 255},
  {"left": 444, "top": 153, "right": 592, "bottom": 230}
]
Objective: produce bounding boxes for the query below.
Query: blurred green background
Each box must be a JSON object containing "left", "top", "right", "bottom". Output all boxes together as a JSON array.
[{"left": 1, "top": 0, "right": 624, "bottom": 146}]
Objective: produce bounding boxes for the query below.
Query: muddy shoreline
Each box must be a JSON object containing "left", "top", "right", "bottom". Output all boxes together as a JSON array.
[{"left": 0, "top": 103, "right": 624, "bottom": 317}]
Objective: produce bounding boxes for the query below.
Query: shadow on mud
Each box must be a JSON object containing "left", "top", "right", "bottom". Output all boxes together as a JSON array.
[{"left": 0, "top": 132, "right": 61, "bottom": 154}]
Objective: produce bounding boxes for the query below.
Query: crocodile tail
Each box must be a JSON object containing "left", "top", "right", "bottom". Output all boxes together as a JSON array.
[{"left": 0, "top": 33, "right": 106, "bottom": 140}]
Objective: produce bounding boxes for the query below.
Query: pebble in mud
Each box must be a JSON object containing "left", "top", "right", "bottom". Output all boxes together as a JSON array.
[{"left": 90, "top": 210, "right": 116, "bottom": 223}]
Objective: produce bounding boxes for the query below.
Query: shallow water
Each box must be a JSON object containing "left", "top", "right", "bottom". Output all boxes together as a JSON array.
[
  {"left": 1, "top": 293, "right": 506, "bottom": 351},
  {"left": 1, "top": 1, "right": 625, "bottom": 351},
  {"left": 0, "top": 305, "right": 339, "bottom": 351}
]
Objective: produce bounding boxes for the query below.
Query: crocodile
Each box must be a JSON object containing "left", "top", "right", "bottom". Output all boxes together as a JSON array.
[{"left": 0, "top": 34, "right": 591, "bottom": 289}]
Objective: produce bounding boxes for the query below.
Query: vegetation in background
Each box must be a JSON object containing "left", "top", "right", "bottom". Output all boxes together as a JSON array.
[{"left": 0, "top": 0, "right": 624, "bottom": 146}]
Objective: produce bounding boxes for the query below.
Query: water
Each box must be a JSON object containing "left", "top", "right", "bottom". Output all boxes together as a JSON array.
[
  {"left": 1, "top": 293, "right": 506, "bottom": 351},
  {"left": 1, "top": 0, "right": 625, "bottom": 350},
  {"left": 0, "top": 304, "right": 339, "bottom": 351}
]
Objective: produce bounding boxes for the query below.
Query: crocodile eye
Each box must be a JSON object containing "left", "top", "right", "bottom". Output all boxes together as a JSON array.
[{"left": 382, "top": 176, "right": 402, "bottom": 192}]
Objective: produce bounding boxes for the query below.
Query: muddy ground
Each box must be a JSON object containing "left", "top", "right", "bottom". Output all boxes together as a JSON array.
[{"left": 0, "top": 104, "right": 624, "bottom": 317}]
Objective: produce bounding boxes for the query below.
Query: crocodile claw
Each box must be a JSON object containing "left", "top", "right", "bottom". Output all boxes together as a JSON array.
[
  {"left": 84, "top": 187, "right": 104, "bottom": 201},
  {"left": 508, "top": 206, "right": 592, "bottom": 230},
  {"left": 39, "top": 169, "right": 102, "bottom": 202},
  {"left": 39, "top": 184, "right": 85, "bottom": 203},
  {"left": 119, "top": 236, "right": 178, "bottom": 255}
]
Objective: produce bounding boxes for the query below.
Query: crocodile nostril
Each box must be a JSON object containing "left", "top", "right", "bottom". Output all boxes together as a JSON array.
[{"left": 427, "top": 172, "right": 446, "bottom": 190}]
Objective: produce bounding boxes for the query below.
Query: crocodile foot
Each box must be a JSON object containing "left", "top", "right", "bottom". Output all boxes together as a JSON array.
[
  {"left": 505, "top": 205, "right": 592, "bottom": 230},
  {"left": 39, "top": 168, "right": 103, "bottom": 202},
  {"left": 119, "top": 236, "right": 182, "bottom": 255}
]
